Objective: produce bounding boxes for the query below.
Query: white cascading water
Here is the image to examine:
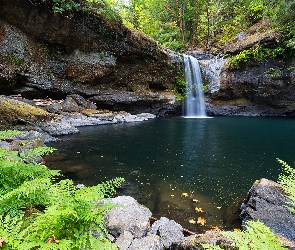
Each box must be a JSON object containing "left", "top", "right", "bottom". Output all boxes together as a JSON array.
[{"left": 183, "top": 54, "right": 207, "bottom": 118}]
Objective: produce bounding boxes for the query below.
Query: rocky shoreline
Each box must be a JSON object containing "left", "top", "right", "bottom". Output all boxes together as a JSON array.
[
  {"left": 0, "top": 94, "right": 156, "bottom": 139},
  {"left": 1, "top": 96, "right": 295, "bottom": 249}
]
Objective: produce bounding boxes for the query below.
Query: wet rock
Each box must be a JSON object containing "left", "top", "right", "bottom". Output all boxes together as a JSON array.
[
  {"left": 62, "top": 96, "right": 80, "bottom": 113},
  {"left": 128, "top": 234, "right": 163, "bottom": 250},
  {"left": 12, "top": 130, "right": 58, "bottom": 143},
  {"left": 46, "top": 103, "right": 63, "bottom": 114},
  {"left": 115, "top": 231, "right": 134, "bottom": 250},
  {"left": 89, "top": 90, "right": 180, "bottom": 116},
  {"left": 148, "top": 217, "right": 184, "bottom": 248},
  {"left": 240, "top": 178, "right": 295, "bottom": 241},
  {"left": 104, "top": 196, "right": 152, "bottom": 238},
  {"left": 68, "top": 94, "right": 97, "bottom": 110},
  {"left": 37, "top": 117, "right": 79, "bottom": 135}
]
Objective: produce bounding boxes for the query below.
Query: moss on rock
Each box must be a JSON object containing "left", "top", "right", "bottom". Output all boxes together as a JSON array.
[{"left": 0, "top": 97, "right": 53, "bottom": 125}]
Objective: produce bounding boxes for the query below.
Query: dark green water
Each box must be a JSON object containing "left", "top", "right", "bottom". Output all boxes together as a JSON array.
[{"left": 45, "top": 116, "right": 295, "bottom": 232}]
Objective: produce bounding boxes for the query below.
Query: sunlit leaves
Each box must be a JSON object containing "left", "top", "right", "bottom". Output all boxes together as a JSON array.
[
  {"left": 197, "top": 217, "right": 206, "bottom": 226},
  {"left": 194, "top": 207, "right": 204, "bottom": 213}
]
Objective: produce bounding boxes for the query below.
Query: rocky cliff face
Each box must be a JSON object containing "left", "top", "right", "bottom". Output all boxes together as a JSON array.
[
  {"left": 193, "top": 20, "right": 295, "bottom": 116},
  {"left": 0, "top": 0, "right": 181, "bottom": 116}
]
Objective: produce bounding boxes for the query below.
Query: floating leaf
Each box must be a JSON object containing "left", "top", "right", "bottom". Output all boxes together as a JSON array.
[
  {"left": 192, "top": 199, "right": 199, "bottom": 203},
  {"left": 217, "top": 206, "right": 222, "bottom": 209},
  {"left": 197, "top": 217, "right": 206, "bottom": 226},
  {"left": 195, "top": 207, "right": 204, "bottom": 213},
  {"left": 210, "top": 226, "right": 221, "bottom": 231},
  {"left": 181, "top": 192, "right": 188, "bottom": 197},
  {"left": 188, "top": 218, "right": 196, "bottom": 224}
]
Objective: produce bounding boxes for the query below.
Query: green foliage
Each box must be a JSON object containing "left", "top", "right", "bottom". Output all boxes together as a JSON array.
[
  {"left": 19, "top": 146, "right": 56, "bottom": 163},
  {"left": 85, "top": 0, "right": 120, "bottom": 20},
  {"left": 173, "top": 70, "right": 186, "bottom": 98},
  {"left": 0, "top": 130, "right": 24, "bottom": 141},
  {"left": 228, "top": 45, "right": 285, "bottom": 69},
  {"left": 51, "top": 0, "right": 81, "bottom": 13},
  {"left": 277, "top": 158, "right": 295, "bottom": 213},
  {"left": 273, "top": 1, "right": 295, "bottom": 49},
  {"left": 0, "top": 130, "right": 124, "bottom": 249},
  {"left": 222, "top": 220, "right": 285, "bottom": 250}
]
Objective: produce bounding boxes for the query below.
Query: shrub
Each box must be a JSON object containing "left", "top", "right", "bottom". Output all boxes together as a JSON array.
[
  {"left": 277, "top": 158, "right": 295, "bottom": 213},
  {"left": 222, "top": 220, "right": 285, "bottom": 250},
  {"left": 0, "top": 130, "right": 124, "bottom": 249}
]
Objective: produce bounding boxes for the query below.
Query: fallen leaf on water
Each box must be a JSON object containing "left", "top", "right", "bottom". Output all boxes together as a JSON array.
[
  {"left": 234, "top": 228, "right": 241, "bottom": 232},
  {"left": 181, "top": 192, "right": 188, "bottom": 197},
  {"left": 188, "top": 218, "right": 196, "bottom": 224},
  {"left": 194, "top": 207, "right": 204, "bottom": 213},
  {"left": 197, "top": 217, "right": 206, "bottom": 226},
  {"left": 192, "top": 199, "right": 199, "bottom": 203},
  {"left": 217, "top": 206, "right": 222, "bottom": 209},
  {"left": 210, "top": 226, "right": 221, "bottom": 231}
]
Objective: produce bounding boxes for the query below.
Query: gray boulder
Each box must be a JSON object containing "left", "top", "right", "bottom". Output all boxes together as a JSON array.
[
  {"left": 115, "top": 231, "right": 134, "bottom": 250},
  {"left": 128, "top": 235, "right": 163, "bottom": 250},
  {"left": 148, "top": 217, "right": 184, "bottom": 249},
  {"left": 240, "top": 178, "right": 295, "bottom": 241},
  {"left": 62, "top": 96, "right": 80, "bottom": 112},
  {"left": 104, "top": 196, "right": 152, "bottom": 239}
]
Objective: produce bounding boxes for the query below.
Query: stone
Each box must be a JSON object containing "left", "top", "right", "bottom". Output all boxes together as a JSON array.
[
  {"left": 158, "top": 219, "right": 185, "bottom": 248},
  {"left": 104, "top": 196, "right": 152, "bottom": 239},
  {"left": 128, "top": 234, "right": 163, "bottom": 250},
  {"left": 240, "top": 178, "right": 295, "bottom": 241},
  {"left": 115, "top": 231, "right": 134, "bottom": 250},
  {"left": 68, "top": 94, "right": 97, "bottom": 110},
  {"left": 62, "top": 96, "right": 80, "bottom": 113}
]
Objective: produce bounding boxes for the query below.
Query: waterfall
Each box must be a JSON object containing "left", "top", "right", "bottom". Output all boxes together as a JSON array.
[{"left": 183, "top": 54, "right": 207, "bottom": 118}]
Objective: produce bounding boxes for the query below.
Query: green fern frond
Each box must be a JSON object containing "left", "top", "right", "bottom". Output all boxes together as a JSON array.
[
  {"left": 19, "top": 146, "right": 56, "bottom": 163},
  {"left": 0, "top": 130, "right": 24, "bottom": 141},
  {"left": 277, "top": 158, "right": 295, "bottom": 213},
  {"left": 222, "top": 220, "right": 285, "bottom": 250},
  {"left": 0, "top": 129, "right": 123, "bottom": 249}
]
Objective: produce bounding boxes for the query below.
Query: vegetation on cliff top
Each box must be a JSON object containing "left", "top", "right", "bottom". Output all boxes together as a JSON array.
[{"left": 41, "top": 0, "right": 294, "bottom": 54}]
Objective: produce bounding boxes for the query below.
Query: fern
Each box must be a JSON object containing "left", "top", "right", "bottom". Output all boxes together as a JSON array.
[
  {"left": 97, "top": 177, "right": 125, "bottom": 197},
  {"left": 0, "top": 130, "right": 24, "bottom": 141},
  {"left": 277, "top": 158, "right": 295, "bottom": 213},
  {"left": 19, "top": 146, "right": 56, "bottom": 163},
  {"left": 222, "top": 221, "right": 285, "bottom": 250},
  {"left": 0, "top": 130, "right": 124, "bottom": 249},
  {"left": 0, "top": 158, "right": 59, "bottom": 195}
]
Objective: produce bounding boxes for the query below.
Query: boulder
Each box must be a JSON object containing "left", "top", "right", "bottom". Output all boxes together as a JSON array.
[
  {"left": 128, "top": 235, "right": 163, "bottom": 250},
  {"left": 148, "top": 217, "right": 184, "bottom": 248},
  {"left": 240, "top": 178, "right": 295, "bottom": 241},
  {"left": 104, "top": 196, "right": 152, "bottom": 239}
]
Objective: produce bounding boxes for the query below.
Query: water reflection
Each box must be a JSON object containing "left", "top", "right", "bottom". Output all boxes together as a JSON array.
[{"left": 45, "top": 117, "right": 294, "bottom": 232}]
